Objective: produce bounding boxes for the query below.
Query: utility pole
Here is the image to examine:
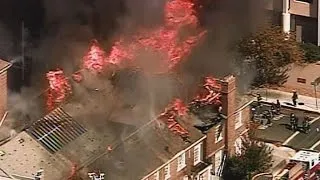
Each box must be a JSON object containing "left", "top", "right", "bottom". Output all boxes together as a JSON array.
[{"left": 21, "top": 21, "right": 25, "bottom": 82}]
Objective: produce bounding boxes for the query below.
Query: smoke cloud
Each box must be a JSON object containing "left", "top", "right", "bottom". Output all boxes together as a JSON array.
[
  {"left": 0, "top": 23, "right": 14, "bottom": 58},
  {"left": 1, "top": 0, "right": 269, "bottom": 178},
  {"left": 179, "top": 0, "right": 268, "bottom": 92}
]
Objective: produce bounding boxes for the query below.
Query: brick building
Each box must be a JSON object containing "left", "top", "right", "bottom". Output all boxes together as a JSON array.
[
  {"left": 141, "top": 75, "right": 252, "bottom": 180},
  {"left": 266, "top": 0, "right": 320, "bottom": 45},
  {"left": 0, "top": 74, "right": 253, "bottom": 180},
  {"left": 0, "top": 59, "right": 11, "bottom": 120}
]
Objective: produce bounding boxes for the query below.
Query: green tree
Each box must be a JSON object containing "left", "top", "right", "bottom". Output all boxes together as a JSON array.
[
  {"left": 237, "top": 26, "right": 304, "bottom": 87},
  {"left": 222, "top": 123, "right": 273, "bottom": 180},
  {"left": 223, "top": 156, "right": 247, "bottom": 180},
  {"left": 300, "top": 43, "right": 320, "bottom": 63}
]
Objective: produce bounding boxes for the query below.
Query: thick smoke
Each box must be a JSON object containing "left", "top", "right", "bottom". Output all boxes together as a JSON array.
[
  {"left": 180, "top": 0, "right": 268, "bottom": 92},
  {"left": 1, "top": 0, "right": 268, "bottom": 178},
  {"left": 0, "top": 23, "right": 14, "bottom": 58}
]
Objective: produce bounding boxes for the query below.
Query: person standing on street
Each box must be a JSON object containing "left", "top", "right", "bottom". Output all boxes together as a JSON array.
[
  {"left": 292, "top": 90, "right": 298, "bottom": 106},
  {"left": 303, "top": 115, "right": 311, "bottom": 133},
  {"left": 257, "top": 93, "right": 262, "bottom": 106},
  {"left": 276, "top": 99, "right": 281, "bottom": 114},
  {"left": 290, "top": 113, "right": 298, "bottom": 131}
]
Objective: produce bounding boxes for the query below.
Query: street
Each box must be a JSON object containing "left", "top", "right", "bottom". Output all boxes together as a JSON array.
[{"left": 253, "top": 102, "right": 320, "bottom": 150}]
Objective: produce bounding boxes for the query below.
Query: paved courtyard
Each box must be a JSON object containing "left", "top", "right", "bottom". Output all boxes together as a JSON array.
[{"left": 253, "top": 102, "right": 320, "bottom": 150}]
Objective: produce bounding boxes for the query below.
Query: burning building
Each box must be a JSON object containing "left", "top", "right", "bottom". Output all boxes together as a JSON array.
[
  {"left": 0, "top": 0, "right": 254, "bottom": 179},
  {"left": 0, "top": 59, "right": 11, "bottom": 120},
  {"left": 0, "top": 70, "right": 253, "bottom": 180}
]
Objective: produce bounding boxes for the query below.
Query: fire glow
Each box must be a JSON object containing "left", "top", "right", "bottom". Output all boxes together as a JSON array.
[
  {"left": 44, "top": 0, "right": 219, "bottom": 138},
  {"left": 83, "top": 0, "right": 206, "bottom": 73},
  {"left": 157, "top": 99, "right": 189, "bottom": 137},
  {"left": 192, "top": 77, "right": 222, "bottom": 106},
  {"left": 46, "top": 69, "right": 71, "bottom": 112},
  {"left": 158, "top": 77, "right": 222, "bottom": 137}
]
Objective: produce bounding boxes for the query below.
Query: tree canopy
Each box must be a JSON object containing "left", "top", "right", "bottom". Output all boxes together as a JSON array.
[
  {"left": 237, "top": 26, "right": 304, "bottom": 87},
  {"left": 222, "top": 123, "right": 273, "bottom": 180},
  {"left": 300, "top": 43, "right": 320, "bottom": 63}
]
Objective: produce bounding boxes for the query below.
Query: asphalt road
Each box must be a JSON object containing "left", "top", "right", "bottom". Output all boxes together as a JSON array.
[{"left": 253, "top": 102, "right": 320, "bottom": 150}]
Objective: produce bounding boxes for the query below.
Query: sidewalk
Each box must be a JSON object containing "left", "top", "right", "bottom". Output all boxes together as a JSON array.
[{"left": 251, "top": 89, "right": 320, "bottom": 113}]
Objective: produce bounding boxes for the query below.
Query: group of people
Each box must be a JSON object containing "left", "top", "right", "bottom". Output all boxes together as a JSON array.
[
  {"left": 256, "top": 90, "right": 299, "bottom": 107},
  {"left": 254, "top": 91, "right": 311, "bottom": 133}
]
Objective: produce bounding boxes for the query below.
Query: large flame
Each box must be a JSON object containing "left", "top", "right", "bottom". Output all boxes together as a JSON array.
[
  {"left": 83, "top": 40, "right": 107, "bottom": 73},
  {"left": 83, "top": 0, "right": 206, "bottom": 73},
  {"left": 158, "top": 98, "right": 189, "bottom": 137},
  {"left": 44, "top": 0, "right": 221, "bottom": 137},
  {"left": 46, "top": 69, "right": 72, "bottom": 111},
  {"left": 191, "top": 77, "right": 222, "bottom": 106},
  {"left": 157, "top": 76, "right": 222, "bottom": 138}
]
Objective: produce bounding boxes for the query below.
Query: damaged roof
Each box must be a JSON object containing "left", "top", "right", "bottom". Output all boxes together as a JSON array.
[{"left": 85, "top": 115, "right": 205, "bottom": 180}]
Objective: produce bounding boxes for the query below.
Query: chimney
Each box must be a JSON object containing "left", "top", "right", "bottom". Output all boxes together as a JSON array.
[
  {"left": 0, "top": 59, "right": 12, "bottom": 119},
  {"left": 204, "top": 75, "right": 237, "bottom": 158},
  {"left": 218, "top": 75, "right": 237, "bottom": 155}
]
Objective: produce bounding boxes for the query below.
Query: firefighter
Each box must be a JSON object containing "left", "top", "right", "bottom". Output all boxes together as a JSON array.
[
  {"left": 276, "top": 99, "right": 281, "bottom": 114},
  {"left": 294, "top": 115, "right": 299, "bottom": 131},
  {"left": 302, "top": 116, "right": 311, "bottom": 133},
  {"left": 251, "top": 107, "right": 256, "bottom": 121},
  {"left": 290, "top": 113, "right": 298, "bottom": 131},
  {"left": 257, "top": 93, "right": 262, "bottom": 106},
  {"left": 266, "top": 110, "right": 272, "bottom": 126},
  {"left": 292, "top": 90, "right": 298, "bottom": 106},
  {"left": 217, "top": 105, "right": 223, "bottom": 119}
]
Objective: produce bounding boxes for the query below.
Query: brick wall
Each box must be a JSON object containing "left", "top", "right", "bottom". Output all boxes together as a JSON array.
[
  {"left": 219, "top": 75, "right": 237, "bottom": 155},
  {"left": 0, "top": 71, "right": 7, "bottom": 119},
  {"left": 143, "top": 75, "right": 253, "bottom": 179},
  {"left": 215, "top": 75, "right": 251, "bottom": 156},
  {"left": 144, "top": 141, "right": 205, "bottom": 180},
  {"left": 205, "top": 124, "right": 225, "bottom": 158}
]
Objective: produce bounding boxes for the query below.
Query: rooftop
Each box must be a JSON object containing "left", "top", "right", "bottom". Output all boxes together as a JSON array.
[
  {"left": 0, "top": 132, "right": 72, "bottom": 180},
  {"left": 84, "top": 115, "right": 205, "bottom": 180},
  {"left": 3, "top": 69, "right": 205, "bottom": 180},
  {"left": 0, "top": 59, "right": 11, "bottom": 74},
  {"left": 3, "top": 69, "right": 234, "bottom": 179},
  {"left": 290, "top": 150, "right": 320, "bottom": 163}
]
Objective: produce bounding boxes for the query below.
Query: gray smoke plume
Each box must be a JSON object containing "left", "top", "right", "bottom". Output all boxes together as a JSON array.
[
  {"left": 0, "top": 23, "right": 14, "bottom": 58},
  {"left": 2, "top": 0, "right": 269, "bottom": 178},
  {"left": 179, "top": 0, "right": 268, "bottom": 92}
]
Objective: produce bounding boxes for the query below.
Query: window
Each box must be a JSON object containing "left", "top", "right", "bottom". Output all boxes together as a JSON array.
[
  {"left": 177, "top": 152, "right": 186, "bottom": 171},
  {"left": 164, "top": 164, "right": 170, "bottom": 180},
  {"left": 214, "top": 150, "right": 223, "bottom": 174},
  {"left": 215, "top": 124, "right": 223, "bottom": 143},
  {"left": 194, "top": 143, "right": 203, "bottom": 165},
  {"left": 153, "top": 171, "right": 159, "bottom": 180},
  {"left": 234, "top": 137, "right": 242, "bottom": 155},
  {"left": 235, "top": 111, "right": 243, "bottom": 129}
]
